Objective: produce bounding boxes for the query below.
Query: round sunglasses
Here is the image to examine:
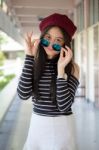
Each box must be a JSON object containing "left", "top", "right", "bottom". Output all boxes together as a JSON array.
[{"left": 40, "top": 38, "right": 61, "bottom": 52}]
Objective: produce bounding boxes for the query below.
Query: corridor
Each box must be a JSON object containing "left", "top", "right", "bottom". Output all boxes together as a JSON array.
[{"left": 0, "top": 0, "right": 99, "bottom": 150}]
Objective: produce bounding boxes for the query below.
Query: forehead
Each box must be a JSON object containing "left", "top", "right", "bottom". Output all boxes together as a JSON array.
[{"left": 46, "top": 27, "right": 64, "bottom": 38}]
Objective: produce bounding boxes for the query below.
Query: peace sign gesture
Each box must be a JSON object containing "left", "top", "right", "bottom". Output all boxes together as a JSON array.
[{"left": 25, "top": 31, "right": 40, "bottom": 56}]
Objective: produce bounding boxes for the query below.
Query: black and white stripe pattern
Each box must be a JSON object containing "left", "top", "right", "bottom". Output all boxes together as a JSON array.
[{"left": 17, "top": 55, "right": 79, "bottom": 116}]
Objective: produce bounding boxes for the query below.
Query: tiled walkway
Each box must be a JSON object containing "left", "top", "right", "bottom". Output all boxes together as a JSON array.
[
  {"left": 73, "top": 98, "right": 99, "bottom": 150},
  {"left": 0, "top": 94, "right": 99, "bottom": 150}
]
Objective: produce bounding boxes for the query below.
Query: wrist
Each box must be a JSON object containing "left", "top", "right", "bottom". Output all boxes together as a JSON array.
[
  {"left": 25, "top": 51, "right": 32, "bottom": 56},
  {"left": 57, "top": 73, "right": 68, "bottom": 80},
  {"left": 58, "top": 67, "right": 65, "bottom": 76},
  {"left": 26, "top": 54, "right": 34, "bottom": 58},
  {"left": 57, "top": 68, "right": 67, "bottom": 79}
]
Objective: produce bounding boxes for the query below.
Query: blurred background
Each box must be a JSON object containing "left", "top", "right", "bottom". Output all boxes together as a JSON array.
[{"left": 0, "top": 0, "right": 99, "bottom": 150}]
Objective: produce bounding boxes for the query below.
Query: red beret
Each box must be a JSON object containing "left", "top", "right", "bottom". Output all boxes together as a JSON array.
[{"left": 39, "top": 13, "right": 77, "bottom": 39}]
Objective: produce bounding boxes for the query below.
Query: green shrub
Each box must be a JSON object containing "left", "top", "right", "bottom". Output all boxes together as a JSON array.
[
  {"left": 0, "top": 70, "right": 4, "bottom": 76},
  {"left": 0, "top": 74, "right": 16, "bottom": 91},
  {"left": 0, "top": 51, "right": 6, "bottom": 66}
]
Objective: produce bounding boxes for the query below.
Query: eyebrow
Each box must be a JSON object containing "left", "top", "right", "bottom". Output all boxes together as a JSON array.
[{"left": 45, "top": 33, "right": 64, "bottom": 40}]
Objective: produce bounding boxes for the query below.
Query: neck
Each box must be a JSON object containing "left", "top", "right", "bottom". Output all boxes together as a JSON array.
[
  {"left": 47, "top": 55, "right": 57, "bottom": 59},
  {"left": 48, "top": 56, "right": 53, "bottom": 59}
]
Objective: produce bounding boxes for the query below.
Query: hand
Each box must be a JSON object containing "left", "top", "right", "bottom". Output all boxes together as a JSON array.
[
  {"left": 57, "top": 46, "right": 73, "bottom": 76},
  {"left": 58, "top": 46, "right": 73, "bottom": 68},
  {"left": 24, "top": 31, "right": 40, "bottom": 56}
]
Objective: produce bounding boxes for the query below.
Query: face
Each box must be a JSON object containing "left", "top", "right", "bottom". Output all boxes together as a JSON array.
[{"left": 42, "top": 27, "right": 65, "bottom": 59}]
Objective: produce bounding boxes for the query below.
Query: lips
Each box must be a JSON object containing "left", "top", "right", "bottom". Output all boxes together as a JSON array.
[{"left": 46, "top": 47, "right": 53, "bottom": 51}]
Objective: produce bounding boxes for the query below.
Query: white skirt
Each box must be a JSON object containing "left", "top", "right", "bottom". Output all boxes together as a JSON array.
[{"left": 23, "top": 113, "right": 78, "bottom": 150}]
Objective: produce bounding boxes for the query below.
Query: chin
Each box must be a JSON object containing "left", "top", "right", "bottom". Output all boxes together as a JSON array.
[
  {"left": 46, "top": 52, "right": 57, "bottom": 58},
  {"left": 45, "top": 49, "right": 59, "bottom": 58}
]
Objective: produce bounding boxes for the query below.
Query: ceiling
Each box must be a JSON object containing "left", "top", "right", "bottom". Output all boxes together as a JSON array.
[{"left": 6, "top": 0, "right": 80, "bottom": 38}]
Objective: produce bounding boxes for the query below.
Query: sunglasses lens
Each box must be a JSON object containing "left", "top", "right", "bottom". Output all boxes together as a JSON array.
[
  {"left": 41, "top": 39, "right": 50, "bottom": 47},
  {"left": 52, "top": 44, "right": 61, "bottom": 52},
  {"left": 41, "top": 39, "right": 61, "bottom": 52}
]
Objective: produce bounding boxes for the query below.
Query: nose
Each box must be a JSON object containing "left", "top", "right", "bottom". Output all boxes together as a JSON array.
[
  {"left": 48, "top": 40, "right": 61, "bottom": 51},
  {"left": 48, "top": 39, "right": 55, "bottom": 47}
]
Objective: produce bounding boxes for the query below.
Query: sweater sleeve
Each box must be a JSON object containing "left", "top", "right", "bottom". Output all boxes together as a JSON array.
[
  {"left": 56, "top": 75, "right": 79, "bottom": 112},
  {"left": 17, "top": 55, "right": 34, "bottom": 100}
]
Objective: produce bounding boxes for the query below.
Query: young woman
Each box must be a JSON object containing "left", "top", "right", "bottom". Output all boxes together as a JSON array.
[{"left": 17, "top": 13, "right": 80, "bottom": 150}]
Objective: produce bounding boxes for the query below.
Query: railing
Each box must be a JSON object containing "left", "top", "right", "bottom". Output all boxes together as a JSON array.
[
  {"left": 76, "top": 86, "right": 85, "bottom": 98},
  {"left": 0, "top": 59, "right": 23, "bottom": 90},
  {"left": 0, "top": 59, "right": 22, "bottom": 77}
]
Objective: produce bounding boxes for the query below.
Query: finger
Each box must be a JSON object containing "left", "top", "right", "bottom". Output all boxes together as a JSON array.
[
  {"left": 65, "top": 45, "right": 71, "bottom": 50},
  {"left": 25, "top": 36, "right": 31, "bottom": 46},
  {"left": 60, "top": 47, "right": 68, "bottom": 57},
  {"left": 25, "top": 38, "right": 28, "bottom": 45},
  {"left": 31, "top": 39, "right": 38, "bottom": 47},
  {"left": 25, "top": 33, "right": 30, "bottom": 43},
  {"left": 24, "top": 34, "right": 29, "bottom": 44},
  {"left": 67, "top": 50, "right": 73, "bottom": 60},
  {"left": 31, "top": 39, "right": 36, "bottom": 45},
  {"left": 65, "top": 46, "right": 72, "bottom": 54},
  {"left": 33, "top": 39, "right": 40, "bottom": 49},
  {"left": 25, "top": 32, "right": 33, "bottom": 44},
  {"left": 60, "top": 48, "right": 64, "bottom": 58},
  {"left": 27, "top": 32, "right": 33, "bottom": 40},
  {"left": 25, "top": 37, "right": 31, "bottom": 46}
]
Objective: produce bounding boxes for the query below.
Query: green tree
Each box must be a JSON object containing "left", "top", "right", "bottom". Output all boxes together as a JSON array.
[
  {"left": 0, "top": 51, "right": 5, "bottom": 66},
  {"left": 0, "top": 34, "right": 8, "bottom": 45},
  {"left": 0, "top": 33, "right": 8, "bottom": 76},
  {"left": 0, "top": 33, "right": 8, "bottom": 66}
]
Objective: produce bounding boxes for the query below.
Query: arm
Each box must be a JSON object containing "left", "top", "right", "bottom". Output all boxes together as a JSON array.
[
  {"left": 56, "top": 74, "right": 79, "bottom": 112},
  {"left": 17, "top": 32, "right": 40, "bottom": 100},
  {"left": 17, "top": 55, "right": 34, "bottom": 100},
  {"left": 57, "top": 46, "right": 80, "bottom": 112},
  {"left": 68, "top": 62, "right": 80, "bottom": 98}
]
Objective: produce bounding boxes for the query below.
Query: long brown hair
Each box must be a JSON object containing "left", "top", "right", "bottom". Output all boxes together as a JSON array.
[{"left": 33, "top": 25, "right": 74, "bottom": 102}]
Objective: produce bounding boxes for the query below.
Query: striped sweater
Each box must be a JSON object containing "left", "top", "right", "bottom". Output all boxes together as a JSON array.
[{"left": 17, "top": 55, "right": 79, "bottom": 116}]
